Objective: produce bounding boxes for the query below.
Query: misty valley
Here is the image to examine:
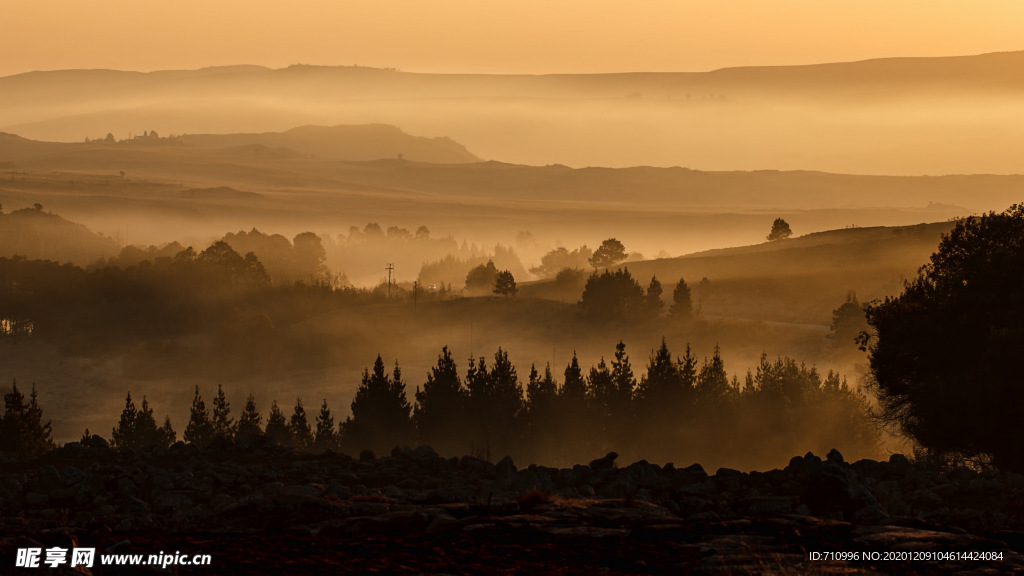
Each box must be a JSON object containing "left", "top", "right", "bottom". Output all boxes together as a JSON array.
[
  {"left": 0, "top": 114, "right": 1003, "bottom": 471},
  {"left": 5, "top": 52, "right": 1024, "bottom": 574}
]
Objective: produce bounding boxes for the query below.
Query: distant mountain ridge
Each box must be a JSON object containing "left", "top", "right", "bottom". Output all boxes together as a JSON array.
[
  {"left": 175, "top": 124, "right": 479, "bottom": 163},
  {"left": 0, "top": 124, "right": 480, "bottom": 164},
  {"left": 4, "top": 51, "right": 1024, "bottom": 174},
  {"left": 4, "top": 51, "right": 1024, "bottom": 105}
]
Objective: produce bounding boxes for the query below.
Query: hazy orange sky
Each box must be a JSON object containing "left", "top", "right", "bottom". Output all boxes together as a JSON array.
[{"left": 3, "top": 0, "right": 1023, "bottom": 76}]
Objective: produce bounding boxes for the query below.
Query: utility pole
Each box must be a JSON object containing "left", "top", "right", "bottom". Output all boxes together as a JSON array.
[
  {"left": 386, "top": 263, "right": 394, "bottom": 298},
  {"left": 413, "top": 281, "right": 418, "bottom": 310}
]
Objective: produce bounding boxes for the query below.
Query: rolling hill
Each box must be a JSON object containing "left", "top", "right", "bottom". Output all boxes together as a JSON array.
[{"left": 4, "top": 52, "right": 1024, "bottom": 173}]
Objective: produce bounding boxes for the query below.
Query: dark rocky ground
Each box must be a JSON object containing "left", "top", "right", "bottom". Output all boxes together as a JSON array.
[{"left": 3, "top": 438, "right": 1024, "bottom": 575}]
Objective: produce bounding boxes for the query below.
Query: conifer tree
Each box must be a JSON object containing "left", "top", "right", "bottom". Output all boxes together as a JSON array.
[
  {"left": 558, "top": 352, "right": 592, "bottom": 462},
  {"left": 638, "top": 340, "right": 680, "bottom": 402},
  {"left": 493, "top": 270, "right": 518, "bottom": 298},
  {"left": 696, "top": 345, "right": 731, "bottom": 403},
  {"left": 1, "top": 381, "right": 54, "bottom": 455},
  {"left": 236, "top": 394, "right": 263, "bottom": 440},
  {"left": 264, "top": 400, "right": 291, "bottom": 445},
  {"left": 670, "top": 277, "right": 693, "bottom": 318},
  {"left": 611, "top": 341, "right": 636, "bottom": 408},
  {"left": 212, "top": 384, "right": 235, "bottom": 440},
  {"left": 290, "top": 397, "right": 314, "bottom": 449},
  {"left": 341, "top": 356, "right": 413, "bottom": 454},
  {"left": 136, "top": 396, "right": 164, "bottom": 447},
  {"left": 526, "top": 363, "right": 558, "bottom": 415},
  {"left": 183, "top": 385, "right": 214, "bottom": 447},
  {"left": 561, "top": 353, "right": 587, "bottom": 403},
  {"left": 645, "top": 275, "right": 664, "bottom": 316},
  {"left": 467, "top": 348, "right": 524, "bottom": 456},
  {"left": 160, "top": 416, "right": 177, "bottom": 446},
  {"left": 25, "top": 385, "right": 53, "bottom": 454},
  {"left": 414, "top": 346, "right": 469, "bottom": 455},
  {"left": 587, "top": 357, "right": 615, "bottom": 416},
  {"left": 314, "top": 399, "right": 337, "bottom": 451},
  {"left": 111, "top": 392, "right": 139, "bottom": 450}
]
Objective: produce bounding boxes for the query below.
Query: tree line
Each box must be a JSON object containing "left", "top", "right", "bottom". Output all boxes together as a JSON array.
[{"left": 3, "top": 340, "right": 879, "bottom": 469}]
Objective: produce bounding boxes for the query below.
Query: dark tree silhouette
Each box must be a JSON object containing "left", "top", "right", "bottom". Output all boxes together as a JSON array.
[
  {"left": 290, "top": 397, "right": 314, "bottom": 449},
  {"left": 525, "top": 363, "right": 558, "bottom": 417},
  {"left": 829, "top": 292, "right": 868, "bottom": 350},
  {"left": 414, "top": 346, "right": 470, "bottom": 455},
  {"left": 589, "top": 238, "right": 627, "bottom": 269},
  {"left": 292, "top": 232, "right": 328, "bottom": 284},
  {"left": 112, "top": 393, "right": 168, "bottom": 449},
  {"left": 314, "top": 399, "right": 338, "bottom": 451},
  {"left": 645, "top": 276, "right": 663, "bottom": 317},
  {"left": 493, "top": 270, "right": 517, "bottom": 297},
  {"left": 236, "top": 395, "right": 263, "bottom": 440},
  {"left": 670, "top": 277, "right": 693, "bottom": 318},
  {"left": 184, "top": 386, "right": 214, "bottom": 447},
  {"left": 637, "top": 339, "right": 692, "bottom": 414},
  {"left": 264, "top": 401, "right": 291, "bottom": 445},
  {"left": 561, "top": 353, "right": 587, "bottom": 404},
  {"left": 465, "top": 260, "right": 498, "bottom": 294},
  {"left": 863, "top": 205, "right": 1024, "bottom": 470},
  {"left": 160, "top": 416, "right": 177, "bottom": 446},
  {"left": 556, "top": 352, "right": 593, "bottom": 461},
  {"left": 767, "top": 218, "right": 793, "bottom": 241},
  {"left": 696, "top": 346, "right": 731, "bottom": 403},
  {"left": 587, "top": 357, "right": 614, "bottom": 419},
  {"left": 212, "top": 384, "right": 235, "bottom": 440},
  {"left": 1, "top": 381, "right": 54, "bottom": 455},
  {"left": 467, "top": 348, "right": 524, "bottom": 458},
  {"left": 580, "top": 268, "right": 644, "bottom": 321},
  {"left": 111, "top": 392, "right": 138, "bottom": 450},
  {"left": 341, "top": 356, "right": 413, "bottom": 454},
  {"left": 611, "top": 341, "right": 636, "bottom": 411}
]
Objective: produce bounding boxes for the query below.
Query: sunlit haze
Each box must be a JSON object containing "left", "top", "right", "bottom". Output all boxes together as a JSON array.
[
  {"left": 4, "top": 0, "right": 1024, "bottom": 543},
  {"left": 3, "top": 0, "right": 1023, "bottom": 75}
]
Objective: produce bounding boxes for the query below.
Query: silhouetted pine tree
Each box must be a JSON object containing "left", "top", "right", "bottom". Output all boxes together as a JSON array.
[
  {"left": 670, "top": 277, "right": 693, "bottom": 318},
  {"left": 111, "top": 392, "right": 139, "bottom": 450},
  {"left": 414, "top": 346, "right": 469, "bottom": 455},
  {"left": 160, "top": 416, "right": 177, "bottom": 446},
  {"left": 556, "top": 352, "right": 593, "bottom": 463},
  {"left": 637, "top": 339, "right": 696, "bottom": 416},
  {"left": 523, "top": 363, "right": 559, "bottom": 461},
  {"left": 467, "top": 348, "right": 524, "bottom": 458},
  {"left": 236, "top": 395, "right": 263, "bottom": 440},
  {"left": 561, "top": 353, "right": 587, "bottom": 404},
  {"left": 587, "top": 357, "right": 615, "bottom": 418},
  {"left": 290, "top": 397, "right": 313, "bottom": 449},
  {"left": 1, "top": 381, "right": 54, "bottom": 455},
  {"left": 525, "top": 363, "right": 558, "bottom": 415},
  {"left": 212, "top": 385, "right": 235, "bottom": 440},
  {"left": 314, "top": 399, "right": 337, "bottom": 451},
  {"left": 696, "top": 346, "right": 731, "bottom": 403},
  {"left": 183, "top": 386, "right": 214, "bottom": 447},
  {"left": 136, "top": 396, "right": 166, "bottom": 448},
  {"left": 264, "top": 401, "right": 291, "bottom": 445},
  {"left": 645, "top": 275, "right": 664, "bottom": 317},
  {"left": 341, "top": 356, "right": 413, "bottom": 455},
  {"left": 611, "top": 341, "right": 636, "bottom": 413}
]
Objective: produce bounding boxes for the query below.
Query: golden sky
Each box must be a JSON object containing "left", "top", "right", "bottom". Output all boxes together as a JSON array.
[{"left": 4, "top": 0, "right": 1023, "bottom": 76}]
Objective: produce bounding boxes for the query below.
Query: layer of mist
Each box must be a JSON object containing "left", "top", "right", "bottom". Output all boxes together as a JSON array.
[{"left": 4, "top": 52, "right": 1024, "bottom": 174}]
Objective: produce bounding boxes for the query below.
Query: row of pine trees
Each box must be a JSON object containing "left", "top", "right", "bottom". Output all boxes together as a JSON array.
[{"left": 91, "top": 339, "right": 878, "bottom": 468}]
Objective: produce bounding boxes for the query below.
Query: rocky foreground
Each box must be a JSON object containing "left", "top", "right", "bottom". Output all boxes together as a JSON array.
[{"left": 3, "top": 439, "right": 1024, "bottom": 575}]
